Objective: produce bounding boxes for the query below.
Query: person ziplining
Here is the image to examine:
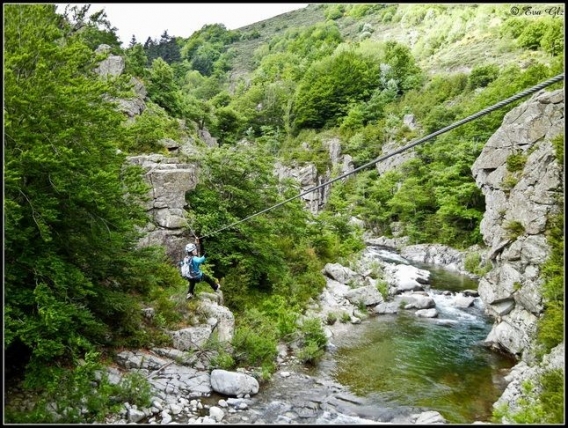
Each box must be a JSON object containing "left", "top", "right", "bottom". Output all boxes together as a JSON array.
[{"left": 180, "top": 238, "right": 222, "bottom": 299}]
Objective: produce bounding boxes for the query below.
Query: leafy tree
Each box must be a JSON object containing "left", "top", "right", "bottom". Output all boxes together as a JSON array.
[
  {"left": 213, "top": 106, "right": 246, "bottom": 145},
  {"left": 540, "top": 18, "right": 563, "bottom": 56},
  {"left": 500, "top": 17, "right": 526, "bottom": 39},
  {"left": 185, "top": 143, "right": 333, "bottom": 310},
  {"left": 293, "top": 50, "right": 380, "bottom": 130},
  {"left": 517, "top": 18, "right": 549, "bottom": 50},
  {"left": 59, "top": 4, "right": 122, "bottom": 53},
  {"left": 158, "top": 30, "right": 181, "bottom": 63},
  {"left": 229, "top": 79, "right": 295, "bottom": 136},
  {"left": 253, "top": 51, "right": 303, "bottom": 83},
  {"left": 468, "top": 64, "right": 500, "bottom": 89},
  {"left": 325, "top": 4, "right": 345, "bottom": 20},
  {"left": 190, "top": 43, "right": 219, "bottom": 76},
  {"left": 121, "top": 102, "right": 183, "bottom": 153},
  {"left": 181, "top": 23, "right": 239, "bottom": 59},
  {"left": 124, "top": 42, "right": 149, "bottom": 79},
  {"left": 381, "top": 41, "right": 424, "bottom": 93},
  {"left": 147, "top": 57, "right": 183, "bottom": 116},
  {"left": 180, "top": 23, "right": 239, "bottom": 77},
  {"left": 4, "top": 4, "right": 174, "bottom": 385},
  {"left": 346, "top": 3, "right": 386, "bottom": 18},
  {"left": 269, "top": 21, "right": 343, "bottom": 64}
]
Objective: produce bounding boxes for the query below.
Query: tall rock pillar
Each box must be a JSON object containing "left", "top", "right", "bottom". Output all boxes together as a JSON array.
[{"left": 471, "top": 89, "right": 564, "bottom": 361}]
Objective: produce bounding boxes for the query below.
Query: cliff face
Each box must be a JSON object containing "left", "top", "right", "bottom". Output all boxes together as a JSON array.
[{"left": 471, "top": 89, "right": 564, "bottom": 361}]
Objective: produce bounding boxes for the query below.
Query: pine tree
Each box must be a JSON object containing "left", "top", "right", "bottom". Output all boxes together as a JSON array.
[{"left": 129, "top": 34, "right": 137, "bottom": 47}]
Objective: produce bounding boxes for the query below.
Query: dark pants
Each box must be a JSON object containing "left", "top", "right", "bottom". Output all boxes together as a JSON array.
[{"left": 187, "top": 273, "right": 219, "bottom": 295}]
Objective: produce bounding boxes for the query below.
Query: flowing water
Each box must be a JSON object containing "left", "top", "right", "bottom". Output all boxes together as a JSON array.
[{"left": 313, "top": 253, "right": 517, "bottom": 424}]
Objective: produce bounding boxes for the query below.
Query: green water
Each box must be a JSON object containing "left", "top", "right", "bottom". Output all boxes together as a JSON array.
[{"left": 329, "top": 265, "right": 516, "bottom": 424}]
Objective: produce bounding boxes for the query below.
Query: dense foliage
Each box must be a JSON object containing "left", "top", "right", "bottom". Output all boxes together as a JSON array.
[{"left": 4, "top": 4, "right": 179, "bottom": 389}]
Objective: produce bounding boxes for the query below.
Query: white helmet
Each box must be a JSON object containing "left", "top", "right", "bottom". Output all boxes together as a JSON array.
[{"left": 185, "top": 243, "right": 197, "bottom": 253}]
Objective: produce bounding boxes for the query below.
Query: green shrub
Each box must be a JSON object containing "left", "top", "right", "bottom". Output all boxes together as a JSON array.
[
  {"left": 502, "top": 173, "right": 519, "bottom": 190},
  {"left": 537, "top": 211, "right": 564, "bottom": 356},
  {"left": 113, "top": 371, "right": 153, "bottom": 408},
  {"left": 346, "top": 4, "right": 381, "bottom": 18},
  {"left": 376, "top": 280, "right": 389, "bottom": 299},
  {"left": 121, "top": 102, "right": 183, "bottom": 153},
  {"left": 493, "top": 369, "right": 564, "bottom": 424},
  {"left": 464, "top": 252, "right": 493, "bottom": 277},
  {"left": 464, "top": 252, "right": 481, "bottom": 274},
  {"left": 296, "top": 317, "right": 327, "bottom": 364},
  {"left": 551, "top": 134, "right": 564, "bottom": 164},
  {"left": 325, "top": 4, "right": 344, "bottom": 20},
  {"left": 518, "top": 19, "right": 549, "bottom": 50},
  {"left": 231, "top": 308, "right": 279, "bottom": 369},
  {"left": 5, "top": 351, "right": 153, "bottom": 424},
  {"left": 540, "top": 18, "right": 564, "bottom": 56},
  {"left": 505, "top": 221, "right": 525, "bottom": 240},
  {"left": 506, "top": 152, "right": 527, "bottom": 172},
  {"left": 468, "top": 64, "right": 500, "bottom": 89},
  {"left": 297, "top": 341, "right": 322, "bottom": 364},
  {"left": 500, "top": 17, "right": 526, "bottom": 39},
  {"left": 326, "top": 312, "right": 338, "bottom": 325},
  {"left": 538, "top": 369, "right": 564, "bottom": 423},
  {"left": 260, "top": 295, "right": 300, "bottom": 339},
  {"left": 209, "top": 349, "right": 236, "bottom": 370}
]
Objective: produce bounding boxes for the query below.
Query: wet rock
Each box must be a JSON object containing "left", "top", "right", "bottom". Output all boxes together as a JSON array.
[
  {"left": 453, "top": 295, "right": 475, "bottom": 309},
  {"left": 415, "top": 308, "right": 438, "bottom": 318}
]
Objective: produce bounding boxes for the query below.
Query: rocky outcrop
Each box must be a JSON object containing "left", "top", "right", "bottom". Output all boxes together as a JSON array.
[
  {"left": 94, "top": 44, "right": 124, "bottom": 77},
  {"left": 471, "top": 89, "right": 564, "bottom": 360},
  {"left": 127, "top": 154, "right": 198, "bottom": 262},
  {"left": 116, "top": 77, "right": 147, "bottom": 120},
  {"left": 94, "top": 44, "right": 146, "bottom": 120},
  {"left": 275, "top": 162, "right": 327, "bottom": 214},
  {"left": 376, "top": 140, "right": 416, "bottom": 176},
  {"left": 274, "top": 137, "right": 354, "bottom": 213}
]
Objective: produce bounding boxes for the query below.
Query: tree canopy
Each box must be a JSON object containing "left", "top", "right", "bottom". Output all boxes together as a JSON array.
[{"left": 4, "top": 4, "right": 174, "bottom": 383}]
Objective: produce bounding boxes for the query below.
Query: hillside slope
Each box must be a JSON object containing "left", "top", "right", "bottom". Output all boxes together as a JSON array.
[{"left": 227, "top": 3, "right": 557, "bottom": 83}]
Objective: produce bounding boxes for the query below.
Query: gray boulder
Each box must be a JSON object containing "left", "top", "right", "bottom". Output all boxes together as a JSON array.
[
  {"left": 345, "top": 285, "right": 384, "bottom": 306},
  {"left": 210, "top": 369, "right": 259, "bottom": 397},
  {"left": 323, "top": 263, "right": 360, "bottom": 284}
]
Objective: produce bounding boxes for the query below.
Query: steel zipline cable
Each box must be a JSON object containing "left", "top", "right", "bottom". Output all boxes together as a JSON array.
[{"left": 198, "top": 73, "right": 564, "bottom": 239}]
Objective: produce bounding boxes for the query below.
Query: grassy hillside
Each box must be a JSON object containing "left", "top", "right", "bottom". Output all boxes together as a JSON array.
[
  {"left": 228, "top": 3, "right": 558, "bottom": 82},
  {"left": 226, "top": 4, "right": 326, "bottom": 83}
]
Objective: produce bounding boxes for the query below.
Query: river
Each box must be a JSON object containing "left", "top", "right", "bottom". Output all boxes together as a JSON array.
[{"left": 308, "top": 255, "right": 517, "bottom": 424}]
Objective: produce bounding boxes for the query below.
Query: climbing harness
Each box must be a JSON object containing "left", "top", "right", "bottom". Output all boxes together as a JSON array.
[{"left": 198, "top": 73, "right": 564, "bottom": 239}]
